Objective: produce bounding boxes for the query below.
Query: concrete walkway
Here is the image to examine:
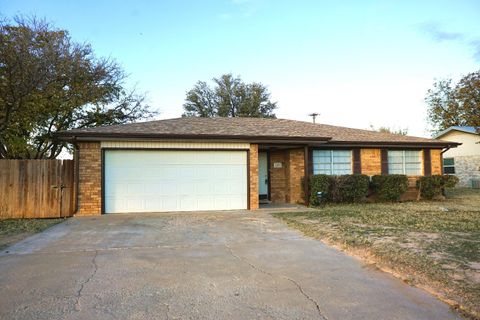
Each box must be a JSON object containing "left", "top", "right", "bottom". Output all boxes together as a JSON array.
[{"left": 0, "top": 211, "right": 461, "bottom": 320}]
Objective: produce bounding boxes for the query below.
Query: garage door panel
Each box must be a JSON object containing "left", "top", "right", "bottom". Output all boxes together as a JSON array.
[
  {"left": 104, "top": 150, "right": 247, "bottom": 213},
  {"left": 197, "top": 197, "right": 215, "bottom": 210},
  {"left": 144, "top": 197, "right": 162, "bottom": 211},
  {"left": 105, "top": 182, "right": 127, "bottom": 197},
  {"left": 196, "top": 182, "right": 214, "bottom": 195},
  {"left": 229, "top": 182, "right": 247, "bottom": 194},
  {"left": 126, "top": 198, "right": 143, "bottom": 211},
  {"left": 144, "top": 183, "right": 163, "bottom": 195},
  {"left": 127, "top": 183, "right": 144, "bottom": 195},
  {"left": 105, "top": 196, "right": 124, "bottom": 212}
]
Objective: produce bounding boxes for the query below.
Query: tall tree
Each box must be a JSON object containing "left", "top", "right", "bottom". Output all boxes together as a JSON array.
[
  {"left": 425, "top": 70, "right": 480, "bottom": 133},
  {"left": 183, "top": 73, "right": 277, "bottom": 118},
  {"left": 0, "top": 17, "right": 156, "bottom": 159}
]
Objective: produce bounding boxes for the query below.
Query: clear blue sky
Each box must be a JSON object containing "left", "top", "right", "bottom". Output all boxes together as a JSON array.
[{"left": 2, "top": 0, "right": 479, "bottom": 136}]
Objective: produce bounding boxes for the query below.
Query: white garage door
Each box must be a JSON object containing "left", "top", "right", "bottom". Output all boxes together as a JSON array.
[{"left": 104, "top": 150, "right": 248, "bottom": 213}]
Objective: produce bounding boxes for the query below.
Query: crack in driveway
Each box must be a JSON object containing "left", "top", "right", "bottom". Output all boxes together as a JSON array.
[
  {"left": 74, "top": 250, "right": 98, "bottom": 312},
  {"left": 225, "top": 243, "right": 328, "bottom": 320}
]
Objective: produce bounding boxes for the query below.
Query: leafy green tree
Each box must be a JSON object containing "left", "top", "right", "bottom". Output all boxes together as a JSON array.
[
  {"left": 0, "top": 17, "right": 156, "bottom": 159},
  {"left": 183, "top": 73, "right": 277, "bottom": 118},
  {"left": 426, "top": 70, "right": 480, "bottom": 133}
]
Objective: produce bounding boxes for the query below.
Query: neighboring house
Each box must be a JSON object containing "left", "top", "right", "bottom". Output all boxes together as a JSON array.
[
  {"left": 56, "top": 118, "right": 459, "bottom": 215},
  {"left": 434, "top": 126, "right": 480, "bottom": 187}
]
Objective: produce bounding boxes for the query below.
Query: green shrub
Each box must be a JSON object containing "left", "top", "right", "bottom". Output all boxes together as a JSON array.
[
  {"left": 417, "top": 175, "right": 459, "bottom": 199},
  {"left": 309, "top": 174, "right": 332, "bottom": 205},
  {"left": 443, "top": 175, "right": 459, "bottom": 188},
  {"left": 309, "top": 174, "right": 369, "bottom": 205},
  {"left": 371, "top": 175, "right": 409, "bottom": 201},
  {"left": 417, "top": 175, "right": 443, "bottom": 199},
  {"left": 331, "top": 174, "right": 370, "bottom": 203}
]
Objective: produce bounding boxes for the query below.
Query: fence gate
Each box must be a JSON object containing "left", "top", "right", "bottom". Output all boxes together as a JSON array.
[{"left": 0, "top": 160, "right": 75, "bottom": 219}]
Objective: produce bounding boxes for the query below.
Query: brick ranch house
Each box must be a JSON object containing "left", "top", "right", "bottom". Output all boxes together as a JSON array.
[{"left": 56, "top": 117, "right": 460, "bottom": 215}]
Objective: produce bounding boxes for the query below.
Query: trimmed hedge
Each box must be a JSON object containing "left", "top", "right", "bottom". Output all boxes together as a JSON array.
[
  {"left": 309, "top": 174, "right": 332, "bottom": 205},
  {"left": 443, "top": 175, "right": 460, "bottom": 188},
  {"left": 371, "top": 175, "right": 409, "bottom": 201},
  {"left": 331, "top": 174, "right": 370, "bottom": 203},
  {"left": 309, "top": 174, "right": 369, "bottom": 204},
  {"left": 417, "top": 175, "right": 459, "bottom": 199}
]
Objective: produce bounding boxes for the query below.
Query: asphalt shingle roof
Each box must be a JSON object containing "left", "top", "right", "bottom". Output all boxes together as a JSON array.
[{"left": 57, "top": 117, "right": 458, "bottom": 146}]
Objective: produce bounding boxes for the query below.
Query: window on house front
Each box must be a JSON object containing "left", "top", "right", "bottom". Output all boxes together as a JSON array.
[
  {"left": 443, "top": 157, "right": 455, "bottom": 174},
  {"left": 388, "top": 150, "right": 421, "bottom": 175},
  {"left": 312, "top": 150, "right": 352, "bottom": 175}
]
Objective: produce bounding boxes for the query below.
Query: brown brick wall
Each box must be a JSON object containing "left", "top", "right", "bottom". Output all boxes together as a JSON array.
[
  {"left": 249, "top": 144, "right": 259, "bottom": 210},
  {"left": 360, "top": 148, "right": 442, "bottom": 176},
  {"left": 77, "top": 142, "right": 102, "bottom": 216},
  {"left": 268, "top": 148, "right": 305, "bottom": 204},
  {"left": 360, "top": 149, "right": 382, "bottom": 176},
  {"left": 431, "top": 149, "right": 443, "bottom": 175},
  {"left": 269, "top": 150, "right": 287, "bottom": 203},
  {"left": 286, "top": 148, "right": 305, "bottom": 204}
]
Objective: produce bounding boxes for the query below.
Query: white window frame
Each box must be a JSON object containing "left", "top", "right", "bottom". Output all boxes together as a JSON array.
[
  {"left": 388, "top": 150, "right": 421, "bottom": 175},
  {"left": 312, "top": 150, "right": 352, "bottom": 175}
]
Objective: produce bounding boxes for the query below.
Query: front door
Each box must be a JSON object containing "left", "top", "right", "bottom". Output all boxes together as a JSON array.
[{"left": 258, "top": 152, "right": 269, "bottom": 199}]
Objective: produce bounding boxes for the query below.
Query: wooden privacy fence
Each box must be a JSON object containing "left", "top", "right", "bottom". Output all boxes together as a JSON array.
[{"left": 0, "top": 159, "right": 76, "bottom": 219}]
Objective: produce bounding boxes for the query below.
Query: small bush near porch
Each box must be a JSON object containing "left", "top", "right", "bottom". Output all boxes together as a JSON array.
[{"left": 272, "top": 188, "right": 480, "bottom": 319}]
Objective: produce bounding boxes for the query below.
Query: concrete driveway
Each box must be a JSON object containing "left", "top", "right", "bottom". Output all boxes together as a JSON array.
[{"left": 0, "top": 211, "right": 461, "bottom": 320}]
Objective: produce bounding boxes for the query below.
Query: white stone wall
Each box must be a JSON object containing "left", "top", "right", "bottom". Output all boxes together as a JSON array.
[{"left": 454, "top": 155, "right": 480, "bottom": 187}]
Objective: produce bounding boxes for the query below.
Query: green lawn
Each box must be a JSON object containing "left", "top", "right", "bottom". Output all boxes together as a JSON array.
[
  {"left": 0, "top": 218, "right": 65, "bottom": 251},
  {"left": 272, "top": 188, "right": 480, "bottom": 319}
]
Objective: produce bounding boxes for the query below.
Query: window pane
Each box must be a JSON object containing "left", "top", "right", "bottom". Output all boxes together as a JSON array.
[
  {"left": 332, "top": 150, "right": 350, "bottom": 161},
  {"left": 404, "top": 150, "right": 421, "bottom": 175},
  {"left": 443, "top": 158, "right": 454, "bottom": 166},
  {"left": 313, "top": 164, "right": 331, "bottom": 175},
  {"left": 388, "top": 151, "right": 403, "bottom": 163},
  {"left": 313, "top": 150, "right": 330, "bottom": 159},
  {"left": 312, "top": 150, "right": 352, "bottom": 175},
  {"left": 388, "top": 150, "right": 404, "bottom": 173},
  {"left": 405, "top": 163, "right": 421, "bottom": 175},
  {"left": 405, "top": 150, "right": 420, "bottom": 163},
  {"left": 444, "top": 167, "right": 455, "bottom": 174},
  {"left": 332, "top": 163, "right": 351, "bottom": 175},
  {"left": 313, "top": 150, "right": 331, "bottom": 175},
  {"left": 388, "top": 163, "right": 404, "bottom": 174}
]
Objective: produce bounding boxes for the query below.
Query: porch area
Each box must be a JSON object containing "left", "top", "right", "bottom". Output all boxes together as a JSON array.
[{"left": 255, "top": 145, "right": 309, "bottom": 207}]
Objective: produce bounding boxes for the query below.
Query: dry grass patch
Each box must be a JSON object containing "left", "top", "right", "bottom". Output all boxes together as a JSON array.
[
  {"left": 272, "top": 188, "right": 480, "bottom": 319},
  {"left": 0, "top": 218, "right": 65, "bottom": 250}
]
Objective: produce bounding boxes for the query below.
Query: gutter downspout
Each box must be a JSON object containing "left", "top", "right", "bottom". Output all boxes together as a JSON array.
[{"left": 72, "top": 137, "right": 80, "bottom": 215}]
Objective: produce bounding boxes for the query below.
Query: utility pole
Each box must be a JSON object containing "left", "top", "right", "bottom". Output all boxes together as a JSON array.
[{"left": 308, "top": 113, "right": 319, "bottom": 124}]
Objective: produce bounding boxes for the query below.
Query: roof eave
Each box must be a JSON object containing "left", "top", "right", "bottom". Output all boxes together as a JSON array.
[
  {"left": 323, "top": 141, "right": 461, "bottom": 148},
  {"left": 54, "top": 132, "right": 333, "bottom": 143},
  {"left": 55, "top": 133, "right": 460, "bottom": 148},
  {"left": 434, "top": 127, "right": 479, "bottom": 138}
]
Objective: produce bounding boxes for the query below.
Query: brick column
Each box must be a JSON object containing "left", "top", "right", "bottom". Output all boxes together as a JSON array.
[
  {"left": 430, "top": 149, "right": 442, "bottom": 175},
  {"left": 287, "top": 148, "right": 305, "bottom": 204},
  {"left": 77, "top": 142, "right": 102, "bottom": 216},
  {"left": 249, "top": 144, "right": 259, "bottom": 210}
]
